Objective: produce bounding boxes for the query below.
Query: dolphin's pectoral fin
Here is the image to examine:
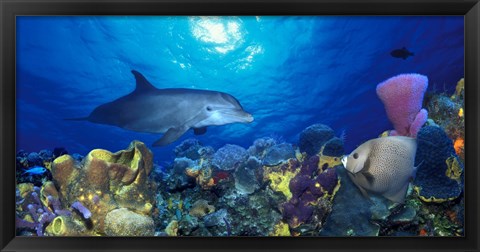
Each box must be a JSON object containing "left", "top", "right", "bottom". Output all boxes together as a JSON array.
[
  {"left": 153, "top": 126, "right": 190, "bottom": 146},
  {"left": 193, "top": 127, "right": 207, "bottom": 135}
]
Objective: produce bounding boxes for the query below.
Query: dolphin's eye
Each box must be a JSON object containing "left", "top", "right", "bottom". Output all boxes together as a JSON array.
[
  {"left": 206, "top": 106, "right": 212, "bottom": 111},
  {"left": 353, "top": 153, "right": 359, "bottom": 159}
]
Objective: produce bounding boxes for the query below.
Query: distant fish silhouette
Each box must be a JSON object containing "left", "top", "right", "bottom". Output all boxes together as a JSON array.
[{"left": 390, "top": 47, "right": 414, "bottom": 60}]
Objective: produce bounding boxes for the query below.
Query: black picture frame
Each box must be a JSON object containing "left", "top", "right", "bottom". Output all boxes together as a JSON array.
[{"left": 1, "top": 0, "right": 479, "bottom": 251}]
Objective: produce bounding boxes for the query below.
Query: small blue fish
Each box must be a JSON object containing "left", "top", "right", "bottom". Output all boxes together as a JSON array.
[{"left": 22, "top": 166, "right": 47, "bottom": 175}]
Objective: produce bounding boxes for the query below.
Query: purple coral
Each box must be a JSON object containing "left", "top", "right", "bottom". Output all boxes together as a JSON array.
[
  {"left": 281, "top": 155, "right": 339, "bottom": 229},
  {"left": 281, "top": 201, "right": 314, "bottom": 228},
  {"left": 314, "top": 168, "right": 338, "bottom": 194},
  {"left": 71, "top": 201, "right": 92, "bottom": 219},
  {"left": 212, "top": 144, "right": 248, "bottom": 171},
  {"left": 376, "top": 73, "right": 428, "bottom": 137},
  {"left": 16, "top": 187, "right": 70, "bottom": 236}
]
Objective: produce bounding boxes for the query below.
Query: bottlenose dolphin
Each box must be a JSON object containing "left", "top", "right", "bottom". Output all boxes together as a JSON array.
[{"left": 67, "top": 70, "right": 254, "bottom": 146}]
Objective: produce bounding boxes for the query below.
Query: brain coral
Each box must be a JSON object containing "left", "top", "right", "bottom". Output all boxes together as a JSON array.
[
  {"left": 262, "top": 143, "right": 296, "bottom": 166},
  {"left": 413, "top": 126, "right": 464, "bottom": 202},
  {"left": 212, "top": 144, "right": 248, "bottom": 171},
  {"left": 299, "top": 124, "right": 336, "bottom": 156}
]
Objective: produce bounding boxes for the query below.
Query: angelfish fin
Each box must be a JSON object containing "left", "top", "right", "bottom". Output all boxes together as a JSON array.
[
  {"left": 153, "top": 126, "right": 189, "bottom": 146},
  {"left": 412, "top": 160, "right": 424, "bottom": 180},
  {"left": 383, "top": 182, "right": 409, "bottom": 203},
  {"left": 193, "top": 127, "right": 207, "bottom": 135},
  {"left": 362, "top": 171, "right": 375, "bottom": 185}
]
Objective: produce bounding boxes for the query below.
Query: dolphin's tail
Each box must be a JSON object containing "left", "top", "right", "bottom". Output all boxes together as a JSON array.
[{"left": 64, "top": 117, "right": 89, "bottom": 121}]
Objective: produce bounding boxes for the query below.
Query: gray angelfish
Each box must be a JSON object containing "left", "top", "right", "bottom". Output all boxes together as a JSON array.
[
  {"left": 66, "top": 70, "right": 254, "bottom": 146},
  {"left": 341, "top": 136, "right": 418, "bottom": 203}
]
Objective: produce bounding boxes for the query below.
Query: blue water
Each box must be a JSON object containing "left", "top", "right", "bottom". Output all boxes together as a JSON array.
[{"left": 16, "top": 16, "right": 464, "bottom": 162}]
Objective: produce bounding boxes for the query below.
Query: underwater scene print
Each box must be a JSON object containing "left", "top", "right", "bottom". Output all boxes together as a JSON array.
[{"left": 15, "top": 16, "right": 465, "bottom": 237}]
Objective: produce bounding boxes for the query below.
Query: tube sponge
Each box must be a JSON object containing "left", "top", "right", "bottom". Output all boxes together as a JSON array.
[
  {"left": 45, "top": 216, "right": 85, "bottom": 236},
  {"left": 376, "top": 73, "right": 428, "bottom": 137}
]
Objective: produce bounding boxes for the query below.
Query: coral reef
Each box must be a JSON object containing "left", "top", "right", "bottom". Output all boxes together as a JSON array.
[
  {"left": 16, "top": 185, "right": 62, "bottom": 236},
  {"left": 16, "top": 115, "right": 464, "bottom": 237},
  {"left": 15, "top": 183, "right": 91, "bottom": 236},
  {"left": 376, "top": 73, "right": 428, "bottom": 137},
  {"left": 413, "top": 126, "right": 464, "bottom": 203},
  {"left": 425, "top": 78, "right": 465, "bottom": 161},
  {"left": 49, "top": 140, "right": 156, "bottom": 235}
]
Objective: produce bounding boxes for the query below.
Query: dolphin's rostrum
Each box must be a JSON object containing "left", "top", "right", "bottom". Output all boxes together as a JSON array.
[{"left": 66, "top": 70, "right": 254, "bottom": 146}]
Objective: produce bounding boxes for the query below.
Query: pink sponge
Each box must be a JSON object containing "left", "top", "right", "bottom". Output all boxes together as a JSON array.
[{"left": 376, "top": 73, "right": 428, "bottom": 138}]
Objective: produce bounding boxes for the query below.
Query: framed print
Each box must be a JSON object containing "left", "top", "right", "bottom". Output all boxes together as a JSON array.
[{"left": 1, "top": 0, "right": 479, "bottom": 251}]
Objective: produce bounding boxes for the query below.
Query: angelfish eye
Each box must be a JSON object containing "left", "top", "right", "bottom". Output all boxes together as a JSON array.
[
  {"left": 353, "top": 153, "right": 359, "bottom": 159},
  {"left": 206, "top": 106, "right": 212, "bottom": 111}
]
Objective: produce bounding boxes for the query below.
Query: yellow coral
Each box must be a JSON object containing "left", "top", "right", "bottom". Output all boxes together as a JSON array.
[
  {"left": 295, "top": 149, "right": 304, "bottom": 162},
  {"left": 45, "top": 216, "right": 86, "bottom": 236},
  {"left": 40, "top": 181, "right": 59, "bottom": 210},
  {"left": 413, "top": 186, "right": 456, "bottom": 203},
  {"left": 17, "top": 183, "right": 34, "bottom": 198},
  {"left": 43, "top": 161, "right": 52, "bottom": 171},
  {"left": 379, "top": 130, "right": 390, "bottom": 138},
  {"left": 196, "top": 166, "right": 216, "bottom": 190},
  {"left": 264, "top": 168, "right": 299, "bottom": 200},
  {"left": 270, "top": 221, "right": 291, "bottom": 236},
  {"left": 185, "top": 167, "right": 201, "bottom": 177},
  {"left": 142, "top": 202, "right": 153, "bottom": 215},
  {"left": 318, "top": 155, "right": 342, "bottom": 171},
  {"left": 451, "top": 78, "right": 464, "bottom": 100},
  {"left": 445, "top": 156, "right": 463, "bottom": 182},
  {"left": 23, "top": 214, "right": 34, "bottom": 223},
  {"left": 165, "top": 220, "right": 178, "bottom": 236}
]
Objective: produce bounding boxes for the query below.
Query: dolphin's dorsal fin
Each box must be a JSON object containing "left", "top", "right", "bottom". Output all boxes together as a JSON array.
[{"left": 131, "top": 70, "right": 157, "bottom": 93}]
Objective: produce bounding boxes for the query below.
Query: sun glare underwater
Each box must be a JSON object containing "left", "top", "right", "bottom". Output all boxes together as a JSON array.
[{"left": 15, "top": 16, "right": 465, "bottom": 237}]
